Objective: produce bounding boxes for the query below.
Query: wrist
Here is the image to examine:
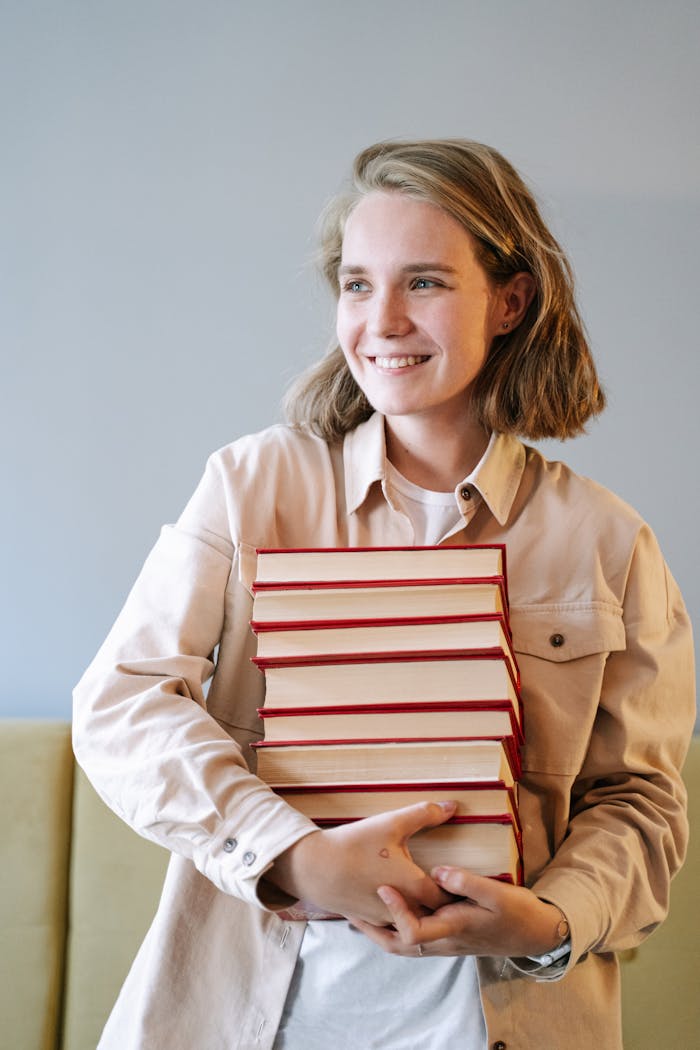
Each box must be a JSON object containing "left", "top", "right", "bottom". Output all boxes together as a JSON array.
[
  {"left": 268, "top": 828, "right": 324, "bottom": 900},
  {"left": 546, "top": 904, "right": 570, "bottom": 952},
  {"left": 533, "top": 900, "right": 570, "bottom": 955},
  {"left": 525, "top": 902, "right": 570, "bottom": 968}
]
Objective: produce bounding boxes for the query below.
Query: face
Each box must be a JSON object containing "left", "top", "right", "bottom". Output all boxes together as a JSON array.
[{"left": 336, "top": 191, "right": 507, "bottom": 433}]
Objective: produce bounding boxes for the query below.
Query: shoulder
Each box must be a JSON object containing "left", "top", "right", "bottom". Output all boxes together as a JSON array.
[
  {"left": 180, "top": 424, "right": 342, "bottom": 546},
  {"left": 506, "top": 443, "right": 666, "bottom": 609},
  {"left": 212, "top": 422, "right": 334, "bottom": 471},
  {"left": 521, "top": 443, "right": 646, "bottom": 537}
]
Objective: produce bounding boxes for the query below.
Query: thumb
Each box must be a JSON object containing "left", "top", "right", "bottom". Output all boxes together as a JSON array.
[
  {"left": 389, "top": 799, "right": 458, "bottom": 840},
  {"left": 431, "top": 865, "right": 498, "bottom": 904}
]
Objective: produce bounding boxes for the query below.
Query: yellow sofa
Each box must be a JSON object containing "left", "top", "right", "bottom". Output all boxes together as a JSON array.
[{"left": 1, "top": 720, "right": 697, "bottom": 1050}]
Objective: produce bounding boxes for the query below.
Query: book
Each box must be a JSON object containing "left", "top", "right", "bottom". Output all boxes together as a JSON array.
[
  {"left": 258, "top": 701, "right": 522, "bottom": 748},
  {"left": 255, "top": 544, "right": 506, "bottom": 594},
  {"left": 307, "top": 816, "right": 523, "bottom": 884},
  {"left": 273, "top": 780, "right": 519, "bottom": 824},
  {"left": 251, "top": 577, "right": 508, "bottom": 626},
  {"left": 251, "top": 613, "right": 518, "bottom": 682},
  {"left": 255, "top": 649, "right": 520, "bottom": 715},
  {"left": 253, "top": 737, "right": 520, "bottom": 786},
  {"left": 395, "top": 816, "right": 521, "bottom": 883}
]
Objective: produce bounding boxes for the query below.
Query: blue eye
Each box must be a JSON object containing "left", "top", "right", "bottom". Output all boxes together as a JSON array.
[
  {"left": 343, "top": 279, "right": 369, "bottom": 293},
  {"left": 413, "top": 277, "right": 437, "bottom": 289}
]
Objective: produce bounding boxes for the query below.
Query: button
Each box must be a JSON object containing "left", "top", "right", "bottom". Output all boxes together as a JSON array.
[
  {"left": 549, "top": 633, "right": 565, "bottom": 648},
  {"left": 492, "top": 1042, "right": 507, "bottom": 1050},
  {"left": 242, "top": 850, "right": 257, "bottom": 866},
  {"left": 223, "top": 837, "right": 237, "bottom": 853},
  {"left": 460, "top": 486, "right": 472, "bottom": 500}
]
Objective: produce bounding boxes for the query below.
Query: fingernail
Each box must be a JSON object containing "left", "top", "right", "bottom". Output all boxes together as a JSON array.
[
  {"left": 437, "top": 801, "right": 457, "bottom": 813},
  {"left": 432, "top": 866, "right": 451, "bottom": 881},
  {"left": 377, "top": 887, "right": 392, "bottom": 904}
]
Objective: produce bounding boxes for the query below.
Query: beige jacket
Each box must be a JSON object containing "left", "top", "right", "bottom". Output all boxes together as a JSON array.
[{"left": 73, "top": 413, "right": 695, "bottom": 1050}]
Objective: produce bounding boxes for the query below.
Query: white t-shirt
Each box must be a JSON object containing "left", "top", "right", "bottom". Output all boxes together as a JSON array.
[{"left": 273, "top": 459, "right": 488, "bottom": 1050}]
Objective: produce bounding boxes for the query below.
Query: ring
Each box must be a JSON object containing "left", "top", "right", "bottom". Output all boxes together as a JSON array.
[{"left": 416, "top": 944, "right": 425, "bottom": 957}]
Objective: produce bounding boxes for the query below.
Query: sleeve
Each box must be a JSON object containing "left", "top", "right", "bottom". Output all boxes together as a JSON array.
[
  {"left": 529, "top": 524, "right": 695, "bottom": 972},
  {"left": 72, "top": 450, "right": 318, "bottom": 908}
]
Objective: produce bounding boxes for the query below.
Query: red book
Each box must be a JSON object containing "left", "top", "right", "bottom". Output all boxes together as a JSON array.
[
  {"left": 254, "top": 544, "right": 508, "bottom": 603},
  {"left": 253, "top": 736, "right": 521, "bottom": 786},
  {"left": 251, "top": 613, "right": 518, "bottom": 684},
  {"left": 254, "top": 648, "right": 521, "bottom": 718},
  {"left": 258, "top": 700, "right": 523, "bottom": 748},
  {"left": 273, "top": 780, "right": 520, "bottom": 827},
  {"left": 251, "top": 576, "right": 509, "bottom": 629}
]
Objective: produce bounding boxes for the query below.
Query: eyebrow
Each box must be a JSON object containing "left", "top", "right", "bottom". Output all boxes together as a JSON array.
[{"left": 338, "top": 262, "right": 459, "bottom": 276}]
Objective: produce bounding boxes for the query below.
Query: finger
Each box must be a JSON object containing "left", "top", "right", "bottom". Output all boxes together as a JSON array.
[
  {"left": 380, "top": 884, "right": 490, "bottom": 945},
  {"left": 352, "top": 916, "right": 405, "bottom": 952},
  {"left": 376, "top": 886, "right": 423, "bottom": 942},
  {"left": 431, "top": 866, "right": 502, "bottom": 908},
  {"left": 386, "top": 800, "right": 458, "bottom": 840}
]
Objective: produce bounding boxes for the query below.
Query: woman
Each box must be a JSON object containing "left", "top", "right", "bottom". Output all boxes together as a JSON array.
[{"left": 74, "top": 140, "right": 695, "bottom": 1050}]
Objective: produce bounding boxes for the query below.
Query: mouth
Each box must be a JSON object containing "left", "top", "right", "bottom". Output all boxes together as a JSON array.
[{"left": 372, "top": 355, "right": 430, "bottom": 370}]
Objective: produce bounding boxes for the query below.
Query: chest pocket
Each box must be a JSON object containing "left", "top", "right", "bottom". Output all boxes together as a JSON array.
[{"left": 510, "top": 604, "right": 626, "bottom": 776}]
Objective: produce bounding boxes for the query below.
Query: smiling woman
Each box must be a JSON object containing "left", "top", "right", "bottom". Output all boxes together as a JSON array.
[
  {"left": 73, "top": 139, "right": 694, "bottom": 1050},
  {"left": 334, "top": 191, "right": 535, "bottom": 488}
]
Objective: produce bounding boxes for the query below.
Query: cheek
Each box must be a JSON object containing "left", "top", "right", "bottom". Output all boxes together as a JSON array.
[{"left": 336, "top": 306, "right": 357, "bottom": 354}]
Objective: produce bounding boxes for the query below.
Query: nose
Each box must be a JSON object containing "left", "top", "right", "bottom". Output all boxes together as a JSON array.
[{"left": 367, "top": 289, "right": 412, "bottom": 338}]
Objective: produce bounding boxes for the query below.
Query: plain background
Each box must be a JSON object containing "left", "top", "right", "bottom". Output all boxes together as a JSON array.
[{"left": 2, "top": 1, "right": 698, "bottom": 725}]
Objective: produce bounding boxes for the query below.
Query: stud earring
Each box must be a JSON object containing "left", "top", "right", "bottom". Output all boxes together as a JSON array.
[{"left": 502, "top": 322, "right": 510, "bottom": 330}]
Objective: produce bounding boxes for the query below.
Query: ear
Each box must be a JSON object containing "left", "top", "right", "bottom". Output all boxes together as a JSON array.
[{"left": 495, "top": 272, "right": 536, "bottom": 334}]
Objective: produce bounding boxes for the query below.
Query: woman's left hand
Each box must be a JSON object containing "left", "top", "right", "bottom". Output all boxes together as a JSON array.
[{"left": 351, "top": 865, "right": 566, "bottom": 958}]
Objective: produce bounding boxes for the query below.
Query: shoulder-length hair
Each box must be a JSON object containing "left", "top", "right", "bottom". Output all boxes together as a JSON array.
[{"left": 285, "top": 139, "right": 605, "bottom": 442}]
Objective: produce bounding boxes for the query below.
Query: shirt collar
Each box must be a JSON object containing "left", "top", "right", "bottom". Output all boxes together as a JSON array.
[
  {"left": 344, "top": 412, "right": 388, "bottom": 515},
  {"left": 466, "top": 430, "right": 526, "bottom": 526},
  {"left": 343, "top": 413, "right": 526, "bottom": 527}
]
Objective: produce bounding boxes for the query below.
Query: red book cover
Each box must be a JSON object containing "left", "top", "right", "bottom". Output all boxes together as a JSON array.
[
  {"left": 257, "top": 699, "right": 524, "bottom": 745},
  {"left": 253, "top": 734, "right": 522, "bottom": 783},
  {"left": 250, "top": 613, "right": 519, "bottom": 685},
  {"left": 254, "top": 544, "right": 509, "bottom": 604}
]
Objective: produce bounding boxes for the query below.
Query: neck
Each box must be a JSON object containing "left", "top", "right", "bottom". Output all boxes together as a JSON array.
[{"left": 384, "top": 412, "right": 490, "bottom": 491}]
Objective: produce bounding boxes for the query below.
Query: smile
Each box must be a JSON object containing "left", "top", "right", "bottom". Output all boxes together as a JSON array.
[{"left": 373, "top": 355, "right": 430, "bottom": 370}]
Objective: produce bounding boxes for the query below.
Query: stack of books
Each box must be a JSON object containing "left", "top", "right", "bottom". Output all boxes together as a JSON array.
[{"left": 250, "top": 545, "right": 523, "bottom": 891}]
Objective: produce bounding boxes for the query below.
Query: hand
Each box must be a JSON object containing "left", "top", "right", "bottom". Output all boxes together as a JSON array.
[
  {"left": 352, "top": 865, "right": 566, "bottom": 957},
  {"left": 269, "top": 801, "right": 457, "bottom": 926}
]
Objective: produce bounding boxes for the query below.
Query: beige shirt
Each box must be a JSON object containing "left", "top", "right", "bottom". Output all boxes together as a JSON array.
[{"left": 73, "top": 412, "right": 695, "bottom": 1050}]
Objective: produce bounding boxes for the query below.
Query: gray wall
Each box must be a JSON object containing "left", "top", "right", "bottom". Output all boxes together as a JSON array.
[{"left": 2, "top": 1, "right": 698, "bottom": 723}]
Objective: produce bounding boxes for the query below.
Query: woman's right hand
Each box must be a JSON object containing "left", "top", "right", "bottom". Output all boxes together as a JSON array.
[{"left": 268, "top": 800, "right": 457, "bottom": 925}]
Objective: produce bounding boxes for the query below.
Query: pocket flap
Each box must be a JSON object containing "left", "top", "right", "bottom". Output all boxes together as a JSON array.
[{"left": 510, "top": 603, "right": 625, "bottom": 662}]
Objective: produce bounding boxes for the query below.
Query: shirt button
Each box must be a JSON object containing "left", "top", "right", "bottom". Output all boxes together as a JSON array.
[
  {"left": 223, "top": 837, "right": 237, "bottom": 853},
  {"left": 242, "top": 850, "right": 257, "bottom": 866},
  {"left": 549, "top": 633, "right": 565, "bottom": 648},
  {"left": 460, "top": 486, "right": 472, "bottom": 500}
]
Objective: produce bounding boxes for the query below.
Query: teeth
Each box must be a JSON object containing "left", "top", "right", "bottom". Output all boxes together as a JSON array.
[{"left": 375, "top": 355, "right": 428, "bottom": 369}]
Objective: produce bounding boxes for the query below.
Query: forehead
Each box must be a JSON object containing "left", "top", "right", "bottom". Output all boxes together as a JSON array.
[{"left": 341, "top": 191, "right": 477, "bottom": 264}]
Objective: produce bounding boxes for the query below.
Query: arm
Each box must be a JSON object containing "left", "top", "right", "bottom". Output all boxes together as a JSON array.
[
  {"left": 73, "top": 451, "right": 453, "bottom": 918},
  {"left": 72, "top": 452, "right": 319, "bottom": 908},
  {"left": 355, "top": 525, "right": 695, "bottom": 961},
  {"left": 530, "top": 525, "right": 695, "bottom": 962}
]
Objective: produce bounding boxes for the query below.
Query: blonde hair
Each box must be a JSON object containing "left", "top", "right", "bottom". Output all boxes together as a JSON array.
[{"left": 285, "top": 139, "right": 605, "bottom": 441}]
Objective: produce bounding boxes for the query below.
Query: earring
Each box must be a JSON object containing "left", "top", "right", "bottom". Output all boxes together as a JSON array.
[{"left": 502, "top": 322, "right": 510, "bottom": 330}]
